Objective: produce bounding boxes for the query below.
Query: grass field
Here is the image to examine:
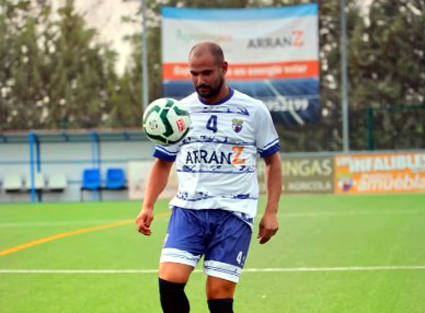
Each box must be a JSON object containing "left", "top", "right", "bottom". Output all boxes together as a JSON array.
[{"left": 1, "top": 194, "right": 425, "bottom": 313}]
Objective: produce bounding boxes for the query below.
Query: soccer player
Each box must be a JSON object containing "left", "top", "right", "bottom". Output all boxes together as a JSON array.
[{"left": 136, "top": 42, "right": 282, "bottom": 313}]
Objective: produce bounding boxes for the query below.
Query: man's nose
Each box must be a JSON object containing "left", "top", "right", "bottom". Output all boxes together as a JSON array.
[{"left": 197, "top": 74, "right": 206, "bottom": 85}]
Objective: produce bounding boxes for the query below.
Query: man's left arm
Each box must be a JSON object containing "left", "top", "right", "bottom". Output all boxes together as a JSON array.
[{"left": 257, "top": 152, "right": 282, "bottom": 244}]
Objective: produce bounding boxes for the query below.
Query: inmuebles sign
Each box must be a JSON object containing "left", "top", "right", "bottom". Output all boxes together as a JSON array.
[{"left": 335, "top": 153, "right": 425, "bottom": 194}]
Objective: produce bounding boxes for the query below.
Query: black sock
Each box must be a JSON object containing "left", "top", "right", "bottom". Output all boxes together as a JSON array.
[
  {"left": 158, "top": 278, "right": 190, "bottom": 313},
  {"left": 207, "top": 298, "right": 234, "bottom": 313}
]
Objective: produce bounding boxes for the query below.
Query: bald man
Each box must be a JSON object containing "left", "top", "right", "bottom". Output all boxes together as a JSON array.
[{"left": 136, "top": 42, "right": 282, "bottom": 313}]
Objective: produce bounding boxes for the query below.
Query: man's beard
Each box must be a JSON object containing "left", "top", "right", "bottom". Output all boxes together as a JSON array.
[{"left": 195, "top": 77, "right": 224, "bottom": 99}]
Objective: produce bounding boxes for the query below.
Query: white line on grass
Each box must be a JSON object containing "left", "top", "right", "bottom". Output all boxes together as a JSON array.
[
  {"left": 243, "top": 266, "right": 425, "bottom": 272},
  {"left": 1, "top": 209, "right": 423, "bottom": 228},
  {"left": 0, "top": 219, "right": 125, "bottom": 228},
  {"left": 1, "top": 266, "right": 425, "bottom": 274},
  {"left": 281, "top": 209, "right": 424, "bottom": 218}
]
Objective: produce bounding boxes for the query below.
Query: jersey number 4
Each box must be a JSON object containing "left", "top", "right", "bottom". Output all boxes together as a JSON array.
[{"left": 206, "top": 115, "right": 218, "bottom": 133}]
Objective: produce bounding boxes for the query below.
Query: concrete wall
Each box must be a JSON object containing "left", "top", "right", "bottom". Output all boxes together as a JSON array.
[
  {"left": 0, "top": 140, "right": 156, "bottom": 203},
  {"left": 4, "top": 141, "right": 422, "bottom": 203}
]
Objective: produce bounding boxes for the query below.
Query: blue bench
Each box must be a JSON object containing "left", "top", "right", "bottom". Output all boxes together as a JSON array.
[
  {"left": 80, "top": 168, "right": 127, "bottom": 201},
  {"left": 105, "top": 168, "right": 127, "bottom": 190},
  {"left": 80, "top": 169, "right": 102, "bottom": 201}
]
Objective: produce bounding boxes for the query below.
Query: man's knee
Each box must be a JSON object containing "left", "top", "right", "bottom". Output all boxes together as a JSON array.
[
  {"left": 159, "top": 278, "right": 190, "bottom": 313},
  {"left": 207, "top": 277, "right": 237, "bottom": 299},
  {"left": 159, "top": 262, "right": 193, "bottom": 283},
  {"left": 206, "top": 277, "right": 236, "bottom": 312}
]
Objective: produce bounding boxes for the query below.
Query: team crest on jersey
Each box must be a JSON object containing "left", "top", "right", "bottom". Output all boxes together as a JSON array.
[{"left": 232, "top": 119, "right": 244, "bottom": 133}]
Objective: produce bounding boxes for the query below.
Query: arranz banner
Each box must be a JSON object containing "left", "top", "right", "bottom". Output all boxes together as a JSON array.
[{"left": 161, "top": 4, "right": 320, "bottom": 126}]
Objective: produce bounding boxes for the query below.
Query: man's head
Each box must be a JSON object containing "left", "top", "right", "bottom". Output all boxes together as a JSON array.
[{"left": 188, "top": 42, "right": 228, "bottom": 100}]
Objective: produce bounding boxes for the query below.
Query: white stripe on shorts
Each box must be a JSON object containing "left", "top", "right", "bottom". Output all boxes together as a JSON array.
[
  {"left": 204, "top": 260, "right": 242, "bottom": 283},
  {"left": 160, "top": 248, "right": 201, "bottom": 268}
]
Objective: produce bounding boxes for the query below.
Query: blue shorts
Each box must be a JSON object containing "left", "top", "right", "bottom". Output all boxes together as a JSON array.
[{"left": 160, "top": 207, "right": 252, "bottom": 283}]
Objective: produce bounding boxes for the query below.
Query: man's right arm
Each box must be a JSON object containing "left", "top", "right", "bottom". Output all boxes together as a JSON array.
[{"left": 136, "top": 158, "right": 174, "bottom": 236}]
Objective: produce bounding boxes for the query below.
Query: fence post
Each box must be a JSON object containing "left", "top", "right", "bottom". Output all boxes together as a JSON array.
[
  {"left": 29, "top": 132, "right": 36, "bottom": 203},
  {"left": 367, "top": 108, "right": 375, "bottom": 150},
  {"left": 90, "top": 132, "right": 101, "bottom": 201}
]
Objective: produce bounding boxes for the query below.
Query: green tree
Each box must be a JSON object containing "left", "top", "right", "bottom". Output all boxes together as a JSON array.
[
  {"left": 272, "top": 0, "right": 364, "bottom": 152},
  {"left": 349, "top": 0, "right": 425, "bottom": 149},
  {"left": 44, "top": 0, "right": 118, "bottom": 129},
  {"left": 0, "top": 0, "right": 40, "bottom": 129},
  {"left": 107, "top": 70, "right": 142, "bottom": 128},
  {"left": 0, "top": 0, "right": 119, "bottom": 130}
]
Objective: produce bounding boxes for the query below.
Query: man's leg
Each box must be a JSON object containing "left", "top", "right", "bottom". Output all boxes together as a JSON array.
[
  {"left": 206, "top": 276, "right": 236, "bottom": 313},
  {"left": 158, "top": 207, "right": 206, "bottom": 313},
  {"left": 159, "top": 263, "right": 194, "bottom": 313},
  {"left": 203, "top": 210, "right": 253, "bottom": 313}
]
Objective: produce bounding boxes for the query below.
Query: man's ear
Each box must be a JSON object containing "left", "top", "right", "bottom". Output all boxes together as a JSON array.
[{"left": 222, "top": 61, "right": 228, "bottom": 75}]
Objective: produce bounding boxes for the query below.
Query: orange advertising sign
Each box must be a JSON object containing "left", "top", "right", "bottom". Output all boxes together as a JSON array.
[
  {"left": 335, "top": 153, "right": 425, "bottom": 194},
  {"left": 163, "top": 61, "right": 320, "bottom": 81}
]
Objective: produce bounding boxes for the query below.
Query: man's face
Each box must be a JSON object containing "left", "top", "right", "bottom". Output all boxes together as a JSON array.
[{"left": 189, "top": 52, "right": 227, "bottom": 99}]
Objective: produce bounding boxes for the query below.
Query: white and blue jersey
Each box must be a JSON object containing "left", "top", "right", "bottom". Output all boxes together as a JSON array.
[
  {"left": 155, "top": 89, "right": 280, "bottom": 283},
  {"left": 154, "top": 88, "right": 280, "bottom": 225}
]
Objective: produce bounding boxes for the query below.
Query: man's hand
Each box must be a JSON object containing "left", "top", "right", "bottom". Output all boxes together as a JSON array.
[
  {"left": 136, "top": 207, "right": 154, "bottom": 236},
  {"left": 257, "top": 211, "right": 279, "bottom": 244}
]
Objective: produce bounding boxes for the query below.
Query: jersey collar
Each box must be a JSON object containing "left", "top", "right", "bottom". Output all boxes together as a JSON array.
[{"left": 198, "top": 88, "right": 234, "bottom": 106}]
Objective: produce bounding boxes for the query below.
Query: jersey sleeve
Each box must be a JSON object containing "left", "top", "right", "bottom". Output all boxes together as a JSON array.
[
  {"left": 255, "top": 103, "right": 281, "bottom": 158},
  {"left": 153, "top": 144, "right": 179, "bottom": 162}
]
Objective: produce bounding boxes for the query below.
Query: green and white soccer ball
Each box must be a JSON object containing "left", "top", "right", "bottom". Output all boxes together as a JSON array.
[{"left": 143, "top": 98, "right": 191, "bottom": 146}]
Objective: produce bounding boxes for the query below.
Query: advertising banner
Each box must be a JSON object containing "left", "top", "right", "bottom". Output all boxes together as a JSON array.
[
  {"left": 335, "top": 153, "right": 425, "bottom": 194},
  {"left": 161, "top": 5, "right": 320, "bottom": 126},
  {"left": 282, "top": 156, "right": 334, "bottom": 194}
]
